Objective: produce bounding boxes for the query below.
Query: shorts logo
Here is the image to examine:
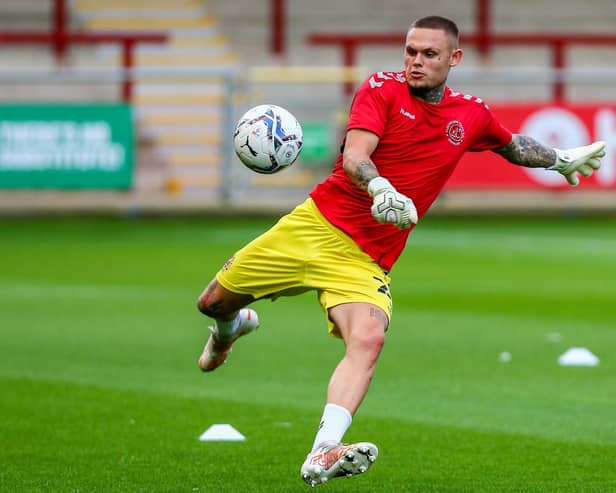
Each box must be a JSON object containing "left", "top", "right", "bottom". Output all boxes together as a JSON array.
[
  {"left": 222, "top": 256, "right": 235, "bottom": 271},
  {"left": 446, "top": 120, "right": 465, "bottom": 145},
  {"left": 373, "top": 276, "right": 391, "bottom": 300}
]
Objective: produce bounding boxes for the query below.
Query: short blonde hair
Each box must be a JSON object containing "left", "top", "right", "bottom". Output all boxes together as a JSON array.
[{"left": 410, "top": 16, "right": 460, "bottom": 48}]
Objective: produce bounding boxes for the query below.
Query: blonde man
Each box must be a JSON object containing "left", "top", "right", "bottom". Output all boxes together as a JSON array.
[{"left": 196, "top": 15, "right": 605, "bottom": 487}]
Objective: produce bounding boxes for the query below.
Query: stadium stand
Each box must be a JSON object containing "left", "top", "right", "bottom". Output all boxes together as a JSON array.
[
  {"left": 208, "top": 0, "right": 616, "bottom": 102},
  {"left": 71, "top": 0, "right": 237, "bottom": 198},
  {"left": 0, "top": 0, "right": 52, "bottom": 30},
  {"left": 0, "top": 0, "right": 615, "bottom": 213}
]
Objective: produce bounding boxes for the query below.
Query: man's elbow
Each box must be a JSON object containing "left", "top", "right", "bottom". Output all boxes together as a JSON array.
[{"left": 342, "top": 148, "right": 357, "bottom": 173}]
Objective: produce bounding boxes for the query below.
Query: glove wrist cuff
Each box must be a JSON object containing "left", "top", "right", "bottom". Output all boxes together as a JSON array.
[
  {"left": 547, "top": 149, "right": 562, "bottom": 170},
  {"left": 367, "top": 177, "right": 393, "bottom": 197},
  {"left": 553, "top": 148, "right": 571, "bottom": 165}
]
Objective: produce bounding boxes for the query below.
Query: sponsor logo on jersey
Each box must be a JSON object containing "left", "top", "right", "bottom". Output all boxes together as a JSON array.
[
  {"left": 446, "top": 120, "right": 465, "bottom": 145},
  {"left": 399, "top": 108, "right": 416, "bottom": 120}
]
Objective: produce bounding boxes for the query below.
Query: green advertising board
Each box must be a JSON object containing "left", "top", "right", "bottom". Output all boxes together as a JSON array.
[
  {"left": 300, "top": 122, "right": 334, "bottom": 164},
  {"left": 0, "top": 104, "right": 134, "bottom": 189}
]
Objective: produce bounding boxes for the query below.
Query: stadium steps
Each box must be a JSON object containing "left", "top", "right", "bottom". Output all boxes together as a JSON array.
[{"left": 71, "top": 0, "right": 238, "bottom": 196}]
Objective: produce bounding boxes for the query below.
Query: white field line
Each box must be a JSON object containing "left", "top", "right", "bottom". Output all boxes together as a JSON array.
[
  {"left": 388, "top": 305, "right": 613, "bottom": 332},
  {"left": 409, "top": 229, "right": 616, "bottom": 258},
  {"left": 1, "top": 277, "right": 610, "bottom": 304},
  {"left": 0, "top": 282, "right": 189, "bottom": 300},
  {"left": 393, "top": 278, "right": 612, "bottom": 296}
]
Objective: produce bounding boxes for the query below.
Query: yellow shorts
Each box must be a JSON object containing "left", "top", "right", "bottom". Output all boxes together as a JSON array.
[{"left": 216, "top": 197, "right": 392, "bottom": 337}]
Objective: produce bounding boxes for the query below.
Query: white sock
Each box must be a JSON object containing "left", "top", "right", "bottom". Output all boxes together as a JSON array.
[
  {"left": 215, "top": 312, "right": 241, "bottom": 336},
  {"left": 311, "top": 403, "right": 352, "bottom": 452}
]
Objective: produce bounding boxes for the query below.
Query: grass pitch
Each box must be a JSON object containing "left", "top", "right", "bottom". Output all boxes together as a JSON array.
[{"left": 1, "top": 213, "right": 616, "bottom": 492}]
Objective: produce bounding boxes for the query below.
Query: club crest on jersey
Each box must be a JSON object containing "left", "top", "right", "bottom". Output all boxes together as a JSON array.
[{"left": 446, "top": 120, "right": 465, "bottom": 145}]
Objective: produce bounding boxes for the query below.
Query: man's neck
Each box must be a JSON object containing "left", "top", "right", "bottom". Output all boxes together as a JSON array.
[{"left": 408, "top": 81, "right": 447, "bottom": 104}]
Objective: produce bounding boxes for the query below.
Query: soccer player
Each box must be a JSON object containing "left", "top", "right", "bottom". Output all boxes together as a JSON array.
[{"left": 196, "top": 15, "right": 605, "bottom": 487}]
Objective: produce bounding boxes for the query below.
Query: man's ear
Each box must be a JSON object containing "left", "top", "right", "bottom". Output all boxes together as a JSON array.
[{"left": 449, "top": 48, "right": 463, "bottom": 67}]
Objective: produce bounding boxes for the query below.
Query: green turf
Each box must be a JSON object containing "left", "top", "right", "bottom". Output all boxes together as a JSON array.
[{"left": 1, "top": 214, "right": 616, "bottom": 492}]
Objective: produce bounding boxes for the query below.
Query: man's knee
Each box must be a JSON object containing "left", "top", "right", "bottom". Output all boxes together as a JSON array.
[
  {"left": 331, "top": 303, "right": 387, "bottom": 353},
  {"left": 196, "top": 279, "right": 254, "bottom": 319},
  {"left": 359, "top": 325, "right": 386, "bottom": 351},
  {"left": 347, "top": 324, "right": 386, "bottom": 361},
  {"left": 196, "top": 280, "right": 225, "bottom": 318},
  {"left": 196, "top": 293, "right": 216, "bottom": 317}
]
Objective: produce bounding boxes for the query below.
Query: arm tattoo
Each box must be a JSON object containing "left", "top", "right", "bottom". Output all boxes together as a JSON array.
[
  {"left": 351, "top": 160, "right": 379, "bottom": 191},
  {"left": 494, "top": 134, "right": 557, "bottom": 168}
]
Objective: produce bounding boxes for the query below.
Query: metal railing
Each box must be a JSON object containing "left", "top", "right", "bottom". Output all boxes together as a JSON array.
[{"left": 1, "top": 66, "right": 616, "bottom": 209}]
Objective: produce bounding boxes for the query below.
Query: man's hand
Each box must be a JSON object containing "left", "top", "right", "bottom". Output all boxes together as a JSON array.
[
  {"left": 367, "top": 177, "right": 418, "bottom": 229},
  {"left": 550, "top": 141, "right": 606, "bottom": 186}
]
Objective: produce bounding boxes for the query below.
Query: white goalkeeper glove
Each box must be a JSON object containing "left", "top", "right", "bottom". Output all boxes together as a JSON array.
[
  {"left": 368, "top": 177, "right": 418, "bottom": 229},
  {"left": 550, "top": 141, "right": 606, "bottom": 186}
]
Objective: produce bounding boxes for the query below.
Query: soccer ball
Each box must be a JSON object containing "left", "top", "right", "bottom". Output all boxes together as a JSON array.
[{"left": 233, "top": 104, "right": 303, "bottom": 174}]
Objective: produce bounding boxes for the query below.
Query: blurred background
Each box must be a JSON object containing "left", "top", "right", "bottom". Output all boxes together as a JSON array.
[{"left": 0, "top": 0, "right": 615, "bottom": 213}]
